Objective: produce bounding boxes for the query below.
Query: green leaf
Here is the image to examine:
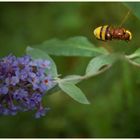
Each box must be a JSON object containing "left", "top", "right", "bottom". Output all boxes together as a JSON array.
[
  {"left": 125, "top": 49, "right": 140, "bottom": 67},
  {"left": 127, "top": 48, "right": 140, "bottom": 59},
  {"left": 132, "top": 58, "right": 140, "bottom": 63},
  {"left": 59, "top": 81, "right": 90, "bottom": 104},
  {"left": 32, "top": 36, "right": 109, "bottom": 57},
  {"left": 26, "top": 47, "right": 58, "bottom": 78},
  {"left": 86, "top": 55, "right": 115, "bottom": 76},
  {"left": 124, "top": 3, "right": 140, "bottom": 20}
]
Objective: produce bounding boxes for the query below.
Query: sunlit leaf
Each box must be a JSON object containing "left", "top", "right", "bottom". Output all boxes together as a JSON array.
[
  {"left": 32, "top": 36, "right": 109, "bottom": 57},
  {"left": 59, "top": 81, "right": 90, "bottom": 104},
  {"left": 127, "top": 48, "right": 140, "bottom": 59},
  {"left": 26, "top": 47, "right": 58, "bottom": 78},
  {"left": 132, "top": 58, "right": 140, "bottom": 63},
  {"left": 86, "top": 55, "right": 115, "bottom": 76},
  {"left": 126, "top": 48, "right": 140, "bottom": 66}
]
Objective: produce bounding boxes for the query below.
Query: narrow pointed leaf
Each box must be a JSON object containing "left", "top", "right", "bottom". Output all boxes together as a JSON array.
[
  {"left": 127, "top": 48, "right": 140, "bottom": 59},
  {"left": 32, "top": 36, "right": 109, "bottom": 57},
  {"left": 59, "top": 81, "right": 90, "bottom": 104},
  {"left": 86, "top": 55, "right": 115, "bottom": 76},
  {"left": 126, "top": 48, "right": 140, "bottom": 65}
]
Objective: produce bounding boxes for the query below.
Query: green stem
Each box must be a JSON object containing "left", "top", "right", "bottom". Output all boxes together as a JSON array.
[{"left": 57, "top": 64, "right": 112, "bottom": 84}]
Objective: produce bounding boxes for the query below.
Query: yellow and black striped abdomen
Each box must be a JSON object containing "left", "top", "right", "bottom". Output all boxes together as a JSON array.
[{"left": 93, "top": 25, "right": 109, "bottom": 41}]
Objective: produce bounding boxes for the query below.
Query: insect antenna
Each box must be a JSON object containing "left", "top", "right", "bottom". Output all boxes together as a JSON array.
[{"left": 119, "top": 10, "right": 131, "bottom": 27}]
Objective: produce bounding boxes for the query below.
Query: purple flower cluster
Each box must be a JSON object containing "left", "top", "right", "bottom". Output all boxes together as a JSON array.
[{"left": 0, "top": 54, "right": 55, "bottom": 118}]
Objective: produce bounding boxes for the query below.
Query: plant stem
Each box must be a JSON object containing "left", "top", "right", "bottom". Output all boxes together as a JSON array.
[{"left": 57, "top": 64, "right": 112, "bottom": 84}]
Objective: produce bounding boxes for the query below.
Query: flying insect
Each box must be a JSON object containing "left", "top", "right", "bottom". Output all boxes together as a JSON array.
[
  {"left": 93, "top": 10, "right": 132, "bottom": 41},
  {"left": 94, "top": 25, "right": 132, "bottom": 41}
]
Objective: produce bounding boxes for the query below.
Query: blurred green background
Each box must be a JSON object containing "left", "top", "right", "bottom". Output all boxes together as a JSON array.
[{"left": 1, "top": 2, "right": 140, "bottom": 138}]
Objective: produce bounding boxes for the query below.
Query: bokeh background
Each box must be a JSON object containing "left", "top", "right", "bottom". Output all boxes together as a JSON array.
[{"left": 0, "top": 2, "right": 140, "bottom": 138}]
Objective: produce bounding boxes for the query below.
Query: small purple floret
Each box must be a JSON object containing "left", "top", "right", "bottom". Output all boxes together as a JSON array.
[
  {"left": 0, "top": 54, "right": 55, "bottom": 118},
  {"left": 35, "top": 107, "right": 50, "bottom": 119}
]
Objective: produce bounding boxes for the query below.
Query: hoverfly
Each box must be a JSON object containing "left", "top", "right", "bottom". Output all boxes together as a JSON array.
[
  {"left": 94, "top": 25, "right": 132, "bottom": 41},
  {"left": 93, "top": 10, "right": 132, "bottom": 41}
]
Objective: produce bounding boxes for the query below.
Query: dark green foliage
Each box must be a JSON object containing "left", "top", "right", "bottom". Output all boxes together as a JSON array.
[{"left": 1, "top": 2, "right": 140, "bottom": 138}]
